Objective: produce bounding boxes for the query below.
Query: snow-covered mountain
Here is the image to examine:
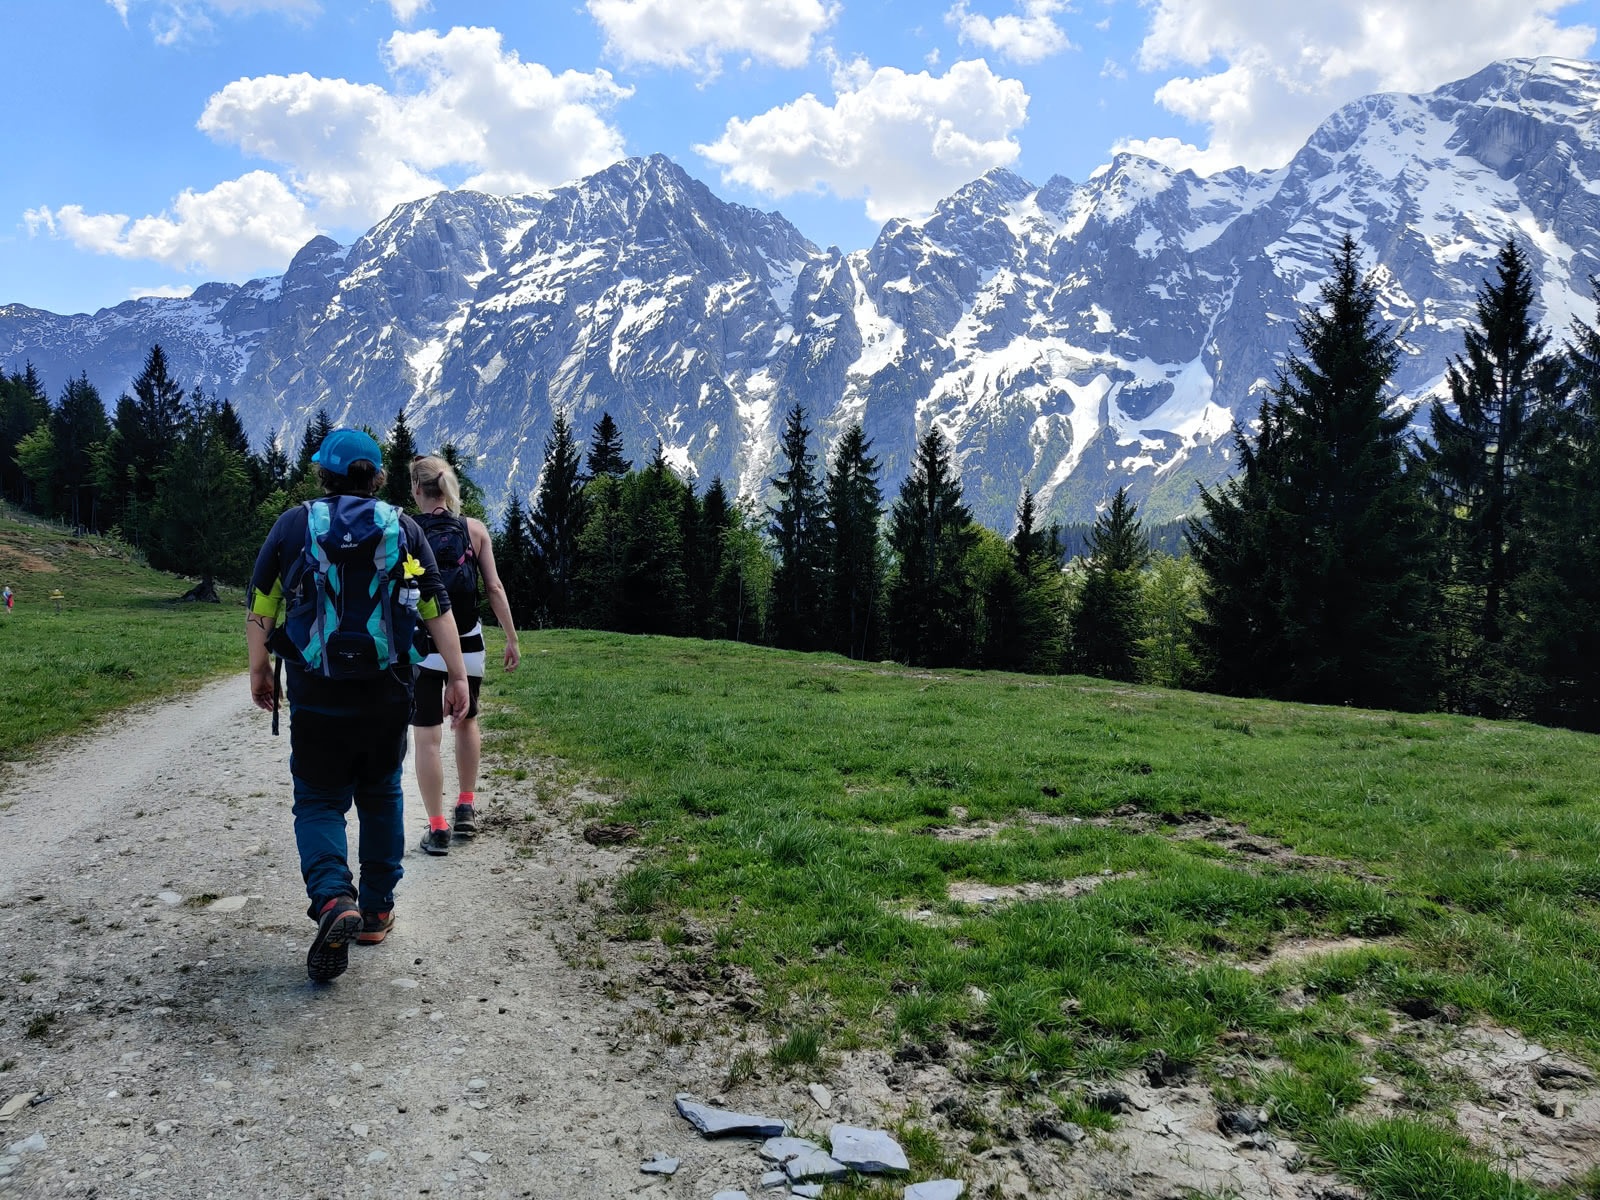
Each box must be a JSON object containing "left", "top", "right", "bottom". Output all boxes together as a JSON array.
[{"left": 4, "top": 56, "right": 1598, "bottom": 529}]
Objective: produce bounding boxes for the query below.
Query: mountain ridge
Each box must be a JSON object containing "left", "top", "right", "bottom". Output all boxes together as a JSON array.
[{"left": 4, "top": 56, "right": 1597, "bottom": 529}]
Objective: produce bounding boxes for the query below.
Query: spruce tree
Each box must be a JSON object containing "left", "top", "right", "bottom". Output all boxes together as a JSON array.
[
  {"left": 823, "top": 424, "right": 884, "bottom": 660},
  {"left": 493, "top": 491, "right": 540, "bottom": 630},
  {"left": 1069, "top": 488, "right": 1150, "bottom": 681},
  {"left": 383, "top": 409, "right": 417, "bottom": 508},
  {"left": 1191, "top": 236, "right": 1434, "bottom": 708},
  {"left": 530, "top": 411, "right": 587, "bottom": 626},
  {"left": 293, "top": 408, "right": 334, "bottom": 483},
  {"left": 887, "top": 427, "right": 978, "bottom": 666},
  {"left": 617, "top": 449, "right": 689, "bottom": 635},
  {"left": 767, "top": 404, "right": 827, "bottom": 650},
  {"left": 50, "top": 374, "right": 110, "bottom": 530},
  {"left": 1510, "top": 312, "right": 1600, "bottom": 729},
  {"left": 1420, "top": 238, "right": 1567, "bottom": 715},
  {"left": 103, "top": 344, "right": 186, "bottom": 544},
  {"left": 151, "top": 394, "right": 254, "bottom": 598},
  {"left": 586, "top": 412, "right": 630, "bottom": 479},
  {"left": 1009, "top": 488, "right": 1064, "bottom": 672},
  {"left": 0, "top": 364, "right": 49, "bottom": 506}
]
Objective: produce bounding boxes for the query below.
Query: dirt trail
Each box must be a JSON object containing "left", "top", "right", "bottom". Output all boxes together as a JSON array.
[{"left": 0, "top": 673, "right": 756, "bottom": 1199}]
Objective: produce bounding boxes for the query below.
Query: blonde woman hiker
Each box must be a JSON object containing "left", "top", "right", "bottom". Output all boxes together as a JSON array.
[{"left": 409, "top": 455, "right": 521, "bottom": 854}]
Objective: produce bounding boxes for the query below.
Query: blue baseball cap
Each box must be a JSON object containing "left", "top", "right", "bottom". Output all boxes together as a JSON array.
[{"left": 311, "top": 428, "right": 383, "bottom": 475}]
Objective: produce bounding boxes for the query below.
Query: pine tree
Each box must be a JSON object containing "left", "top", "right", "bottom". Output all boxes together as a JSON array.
[
  {"left": 1069, "top": 488, "right": 1150, "bottom": 681},
  {"left": 0, "top": 364, "right": 49, "bottom": 506},
  {"left": 493, "top": 491, "right": 540, "bottom": 630},
  {"left": 574, "top": 476, "right": 628, "bottom": 630},
  {"left": 1009, "top": 489, "right": 1064, "bottom": 672},
  {"left": 293, "top": 409, "right": 334, "bottom": 483},
  {"left": 1420, "top": 238, "right": 1567, "bottom": 715},
  {"left": 1137, "top": 553, "right": 1202, "bottom": 688},
  {"left": 255, "top": 432, "right": 291, "bottom": 504},
  {"left": 50, "top": 374, "right": 110, "bottom": 530},
  {"left": 530, "top": 410, "right": 587, "bottom": 626},
  {"left": 585, "top": 412, "right": 630, "bottom": 479},
  {"left": 1509, "top": 311, "right": 1600, "bottom": 729},
  {"left": 1191, "top": 236, "right": 1435, "bottom": 708},
  {"left": 103, "top": 344, "right": 186, "bottom": 543},
  {"left": 887, "top": 427, "right": 978, "bottom": 666},
  {"left": 617, "top": 451, "right": 689, "bottom": 635},
  {"left": 713, "top": 503, "right": 772, "bottom": 642},
  {"left": 151, "top": 394, "right": 254, "bottom": 599},
  {"left": 767, "top": 404, "right": 827, "bottom": 650},
  {"left": 383, "top": 409, "right": 417, "bottom": 508},
  {"left": 823, "top": 424, "right": 884, "bottom": 660}
]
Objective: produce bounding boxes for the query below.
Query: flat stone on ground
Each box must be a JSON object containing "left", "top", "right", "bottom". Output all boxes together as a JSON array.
[
  {"left": 906, "top": 1181, "right": 966, "bottom": 1200},
  {"left": 674, "top": 1093, "right": 787, "bottom": 1138},
  {"left": 830, "top": 1123, "right": 909, "bottom": 1173}
]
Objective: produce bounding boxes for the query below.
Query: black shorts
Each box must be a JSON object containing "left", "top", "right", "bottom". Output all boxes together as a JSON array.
[{"left": 411, "top": 668, "right": 481, "bottom": 727}]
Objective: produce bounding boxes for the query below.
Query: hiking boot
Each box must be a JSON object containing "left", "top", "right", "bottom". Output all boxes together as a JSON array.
[
  {"left": 419, "top": 827, "right": 451, "bottom": 856},
  {"left": 306, "top": 896, "right": 361, "bottom": 983},
  {"left": 453, "top": 803, "right": 479, "bottom": 838},
  {"left": 356, "top": 910, "right": 394, "bottom": 945}
]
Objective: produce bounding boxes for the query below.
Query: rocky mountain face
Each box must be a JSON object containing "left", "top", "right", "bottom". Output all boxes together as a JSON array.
[{"left": 4, "top": 56, "right": 1597, "bottom": 530}]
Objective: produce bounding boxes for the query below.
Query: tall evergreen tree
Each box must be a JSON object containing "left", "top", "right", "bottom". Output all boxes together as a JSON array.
[
  {"left": 887, "top": 427, "right": 978, "bottom": 666},
  {"left": 686, "top": 478, "right": 732, "bottom": 638},
  {"left": 617, "top": 451, "right": 689, "bottom": 635},
  {"left": 1420, "top": 238, "right": 1567, "bottom": 715},
  {"left": 530, "top": 410, "right": 587, "bottom": 626},
  {"left": 1008, "top": 488, "right": 1064, "bottom": 672},
  {"left": 1070, "top": 488, "right": 1150, "bottom": 681},
  {"left": 151, "top": 394, "right": 254, "bottom": 599},
  {"left": 293, "top": 408, "right": 334, "bottom": 483},
  {"left": 1190, "top": 236, "right": 1435, "bottom": 708},
  {"left": 493, "top": 491, "right": 540, "bottom": 630},
  {"left": 585, "top": 412, "right": 630, "bottom": 479},
  {"left": 383, "top": 409, "right": 417, "bottom": 508},
  {"left": 255, "top": 432, "right": 291, "bottom": 504},
  {"left": 1509, "top": 310, "right": 1600, "bottom": 729},
  {"left": 50, "top": 374, "right": 110, "bottom": 530},
  {"left": 823, "top": 424, "right": 884, "bottom": 660},
  {"left": 712, "top": 503, "right": 772, "bottom": 642},
  {"left": 574, "top": 476, "right": 628, "bottom": 630},
  {"left": 102, "top": 344, "right": 186, "bottom": 543},
  {"left": 767, "top": 404, "right": 827, "bottom": 650},
  {"left": 0, "top": 364, "right": 49, "bottom": 506}
]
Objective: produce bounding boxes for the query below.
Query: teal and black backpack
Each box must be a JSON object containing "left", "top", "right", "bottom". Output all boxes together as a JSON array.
[{"left": 270, "top": 496, "right": 421, "bottom": 681}]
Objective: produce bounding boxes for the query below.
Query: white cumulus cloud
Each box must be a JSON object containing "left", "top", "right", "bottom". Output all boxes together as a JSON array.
[
  {"left": 696, "top": 57, "right": 1029, "bottom": 222},
  {"left": 1121, "top": 0, "right": 1596, "bottom": 173},
  {"left": 946, "top": 0, "right": 1072, "bottom": 64},
  {"left": 588, "top": 0, "right": 838, "bottom": 75},
  {"left": 31, "top": 26, "right": 632, "bottom": 276},
  {"left": 383, "top": 0, "right": 430, "bottom": 20},
  {"left": 25, "top": 172, "right": 318, "bottom": 275}
]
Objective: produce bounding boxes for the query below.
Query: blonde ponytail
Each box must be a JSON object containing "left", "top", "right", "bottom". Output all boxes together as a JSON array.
[{"left": 409, "top": 455, "right": 461, "bottom": 514}]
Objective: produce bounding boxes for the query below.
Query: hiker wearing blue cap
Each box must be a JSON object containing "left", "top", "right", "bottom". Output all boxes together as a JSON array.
[{"left": 246, "top": 427, "right": 470, "bottom": 983}]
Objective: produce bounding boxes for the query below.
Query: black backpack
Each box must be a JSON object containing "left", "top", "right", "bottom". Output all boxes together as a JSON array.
[{"left": 417, "top": 511, "right": 479, "bottom": 633}]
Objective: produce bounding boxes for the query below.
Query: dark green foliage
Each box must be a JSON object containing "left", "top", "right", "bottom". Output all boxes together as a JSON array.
[
  {"left": 493, "top": 490, "right": 540, "bottom": 629},
  {"left": 382, "top": 409, "right": 416, "bottom": 508},
  {"left": 530, "top": 410, "right": 586, "bottom": 625},
  {"left": 1070, "top": 488, "right": 1150, "bottom": 681},
  {"left": 585, "top": 411, "right": 629, "bottom": 479},
  {"left": 767, "top": 404, "right": 827, "bottom": 650},
  {"left": 149, "top": 391, "right": 255, "bottom": 597},
  {"left": 1420, "top": 239, "right": 1567, "bottom": 716},
  {"left": 887, "top": 427, "right": 978, "bottom": 666},
  {"left": 292, "top": 408, "right": 333, "bottom": 483},
  {"left": 823, "top": 423, "right": 884, "bottom": 660},
  {"left": 29, "top": 374, "right": 110, "bottom": 530},
  {"left": 1190, "top": 237, "right": 1435, "bottom": 708},
  {"left": 574, "top": 454, "right": 690, "bottom": 635},
  {"left": 0, "top": 364, "right": 49, "bottom": 506},
  {"left": 684, "top": 477, "right": 730, "bottom": 638},
  {"left": 253, "top": 432, "right": 290, "bottom": 505},
  {"left": 1510, "top": 310, "right": 1600, "bottom": 729},
  {"left": 100, "top": 344, "right": 186, "bottom": 545}
]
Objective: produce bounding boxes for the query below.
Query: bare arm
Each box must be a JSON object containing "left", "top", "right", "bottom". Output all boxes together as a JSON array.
[
  {"left": 423, "top": 612, "right": 472, "bottom": 726},
  {"left": 246, "top": 610, "right": 276, "bottom": 712},
  {"left": 469, "top": 517, "right": 520, "bottom": 671}
]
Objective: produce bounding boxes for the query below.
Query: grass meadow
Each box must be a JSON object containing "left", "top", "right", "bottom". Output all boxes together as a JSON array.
[
  {"left": 6, "top": 508, "right": 1600, "bottom": 1198},
  {"left": 488, "top": 631, "right": 1600, "bottom": 1200},
  {"left": 0, "top": 506, "right": 243, "bottom": 770}
]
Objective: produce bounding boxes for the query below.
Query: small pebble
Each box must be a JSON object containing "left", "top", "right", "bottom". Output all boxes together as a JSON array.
[
  {"left": 468, "top": 1150, "right": 491, "bottom": 1164},
  {"left": 365, "top": 1150, "right": 388, "bottom": 1165}
]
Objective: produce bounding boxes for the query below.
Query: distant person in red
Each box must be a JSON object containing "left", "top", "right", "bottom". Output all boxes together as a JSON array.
[
  {"left": 2, "top": 585, "right": 12, "bottom": 612},
  {"left": 407, "top": 455, "right": 521, "bottom": 856}
]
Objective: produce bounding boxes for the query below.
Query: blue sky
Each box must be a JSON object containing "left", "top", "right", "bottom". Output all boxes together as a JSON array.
[{"left": 4, "top": 0, "right": 1597, "bottom": 315}]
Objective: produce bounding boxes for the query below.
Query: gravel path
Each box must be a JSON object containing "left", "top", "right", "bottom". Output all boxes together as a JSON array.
[{"left": 0, "top": 673, "right": 756, "bottom": 1199}]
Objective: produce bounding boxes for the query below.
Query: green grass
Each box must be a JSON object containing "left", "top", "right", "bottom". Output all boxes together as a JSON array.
[
  {"left": 0, "top": 505, "right": 244, "bottom": 770},
  {"left": 487, "top": 630, "right": 1600, "bottom": 1198}
]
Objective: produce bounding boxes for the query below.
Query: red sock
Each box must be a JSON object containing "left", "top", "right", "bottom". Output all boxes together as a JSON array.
[
  {"left": 429, "top": 814, "right": 450, "bottom": 832},
  {"left": 458, "top": 792, "right": 475, "bottom": 807}
]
